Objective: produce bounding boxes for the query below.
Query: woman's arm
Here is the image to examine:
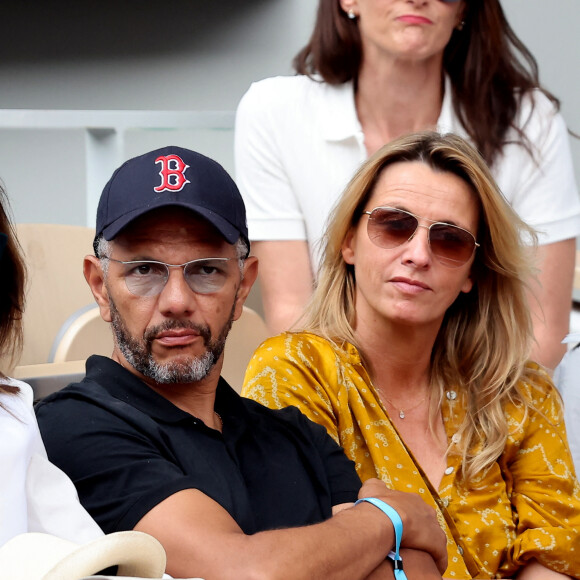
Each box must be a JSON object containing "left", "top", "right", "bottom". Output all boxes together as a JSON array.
[
  {"left": 252, "top": 240, "right": 314, "bottom": 334},
  {"left": 503, "top": 376, "right": 580, "bottom": 576},
  {"left": 527, "top": 238, "right": 575, "bottom": 370},
  {"left": 235, "top": 82, "right": 316, "bottom": 334},
  {"left": 517, "top": 559, "right": 572, "bottom": 580}
]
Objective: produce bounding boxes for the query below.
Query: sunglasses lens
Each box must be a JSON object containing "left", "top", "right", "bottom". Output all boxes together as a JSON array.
[
  {"left": 124, "top": 262, "right": 168, "bottom": 297},
  {"left": 366, "top": 208, "right": 476, "bottom": 267},
  {"left": 184, "top": 258, "right": 232, "bottom": 294},
  {"left": 367, "top": 208, "right": 417, "bottom": 249},
  {"left": 429, "top": 224, "right": 476, "bottom": 267}
]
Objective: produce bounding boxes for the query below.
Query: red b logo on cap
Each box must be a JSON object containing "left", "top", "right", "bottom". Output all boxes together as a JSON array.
[{"left": 154, "top": 155, "right": 190, "bottom": 192}]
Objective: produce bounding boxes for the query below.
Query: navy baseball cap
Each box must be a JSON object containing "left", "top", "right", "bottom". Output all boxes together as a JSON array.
[{"left": 95, "top": 146, "right": 249, "bottom": 255}]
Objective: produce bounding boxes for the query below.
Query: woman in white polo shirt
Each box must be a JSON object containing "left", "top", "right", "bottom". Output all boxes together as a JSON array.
[
  {"left": 235, "top": 0, "right": 580, "bottom": 372},
  {"left": 0, "top": 186, "right": 103, "bottom": 547}
]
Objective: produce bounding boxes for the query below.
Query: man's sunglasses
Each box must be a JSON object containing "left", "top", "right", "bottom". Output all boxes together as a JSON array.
[
  {"left": 104, "top": 256, "right": 238, "bottom": 297},
  {"left": 363, "top": 207, "right": 479, "bottom": 268}
]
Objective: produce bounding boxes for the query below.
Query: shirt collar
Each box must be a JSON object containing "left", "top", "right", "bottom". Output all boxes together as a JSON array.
[
  {"left": 84, "top": 355, "right": 247, "bottom": 426},
  {"left": 320, "top": 80, "right": 363, "bottom": 142},
  {"left": 320, "top": 76, "right": 466, "bottom": 143},
  {"left": 437, "top": 75, "right": 468, "bottom": 138}
]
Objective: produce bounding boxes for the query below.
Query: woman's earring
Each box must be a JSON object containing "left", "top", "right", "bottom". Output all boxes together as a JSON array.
[
  {"left": 456, "top": 20, "right": 465, "bottom": 31},
  {"left": 347, "top": 9, "right": 357, "bottom": 20}
]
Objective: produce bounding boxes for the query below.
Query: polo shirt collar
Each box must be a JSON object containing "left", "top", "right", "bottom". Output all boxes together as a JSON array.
[
  {"left": 320, "top": 80, "right": 362, "bottom": 142},
  {"left": 84, "top": 355, "right": 248, "bottom": 427},
  {"left": 320, "top": 75, "right": 465, "bottom": 143},
  {"left": 437, "top": 75, "right": 468, "bottom": 138}
]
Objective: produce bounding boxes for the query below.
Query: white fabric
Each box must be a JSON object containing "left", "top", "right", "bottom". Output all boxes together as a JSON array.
[
  {"left": 0, "top": 378, "right": 103, "bottom": 547},
  {"left": 0, "top": 531, "right": 166, "bottom": 580},
  {"left": 235, "top": 75, "right": 580, "bottom": 270},
  {"left": 554, "top": 334, "right": 580, "bottom": 472}
]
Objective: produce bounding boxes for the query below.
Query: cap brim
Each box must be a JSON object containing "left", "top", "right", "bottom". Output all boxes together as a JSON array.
[{"left": 101, "top": 201, "right": 242, "bottom": 245}]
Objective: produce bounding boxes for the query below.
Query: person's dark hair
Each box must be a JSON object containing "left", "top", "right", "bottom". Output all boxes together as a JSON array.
[
  {"left": 0, "top": 185, "right": 26, "bottom": 390},
  {"left": 293, "top": 0, "right": 560, "bottom": 165}
]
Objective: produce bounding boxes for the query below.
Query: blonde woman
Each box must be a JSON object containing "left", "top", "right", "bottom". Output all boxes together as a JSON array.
[
  {"left": 242, "top": 132, "right": 580, "bottom": 579},
  {"left": 235, "top": 0, "right": 579, "bottom": 371}
]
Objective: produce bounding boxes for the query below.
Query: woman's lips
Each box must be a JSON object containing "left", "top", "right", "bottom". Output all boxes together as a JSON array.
[
  {"left": 397, "top": 14, "right": 433, "bottom": 25},
  {"left": 390, "top": 277, "right": 432, "bottom": 294}
]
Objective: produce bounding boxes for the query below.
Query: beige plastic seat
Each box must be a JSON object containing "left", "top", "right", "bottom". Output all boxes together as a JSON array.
[
  {"left": 50, "top": 304, "right": 113, "bottom": 363},
  {"left": 222, "top": 305, "right": 270, "bottom": 391},
  {"left": 11, "top": 223, "right": 96, "bottom": 372}
]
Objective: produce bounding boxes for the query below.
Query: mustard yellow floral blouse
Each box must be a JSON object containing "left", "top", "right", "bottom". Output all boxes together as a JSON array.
[{"left": 242, "top": 332, "right": 580, "bottom": 579}]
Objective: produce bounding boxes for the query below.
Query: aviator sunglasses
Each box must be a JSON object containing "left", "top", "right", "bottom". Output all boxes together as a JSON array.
[
  {"left": 363, "top": 207, "right": 479, "bottom": 268},
  {"left": 104, "top": 257, "right": 238, "bottom": 297}
]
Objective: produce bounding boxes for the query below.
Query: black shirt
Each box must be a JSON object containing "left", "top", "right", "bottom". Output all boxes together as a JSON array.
[{"left": 36, "top": 356, "right": 360, "bottom": 534}]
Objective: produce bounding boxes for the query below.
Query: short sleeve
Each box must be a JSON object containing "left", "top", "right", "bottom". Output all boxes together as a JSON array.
[
  {"left": 295, "top": 409, "right": 361, "bottom": 505},
  {"left": 234, "top": 80, "right": 308, "bottom": 241},
  {"left": 494, "top": 92, "right": 580, "bottom": 245},
  {"left": 26, "top": 453, "right": 104, "bottom": 542},
  {"left": 500, "top": 373, "right": 580, "bottom": 575},
  {"left": 36, "top": 396, "right": 206, "bottom": 534}
]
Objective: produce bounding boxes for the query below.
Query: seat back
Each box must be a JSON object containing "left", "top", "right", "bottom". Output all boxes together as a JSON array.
[
  {"left": 50, "top": 304, "right": 113, "bottom": 363},
  {"left": 222, "top": 306, "right": 270, "bottom": 391},
  {"left": 12, "top": 224, "right": 95, "bottom": 371}
]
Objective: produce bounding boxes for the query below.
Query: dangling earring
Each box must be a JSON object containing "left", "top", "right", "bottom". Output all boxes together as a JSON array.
[
  {"left": 347, "top": 9, "right": 357, "bottom": 20},
  {"left": 456, "top": 20, "right": 465, "bottom": 31}
]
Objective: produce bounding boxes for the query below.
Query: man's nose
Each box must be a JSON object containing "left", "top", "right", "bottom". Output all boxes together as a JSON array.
[{"left": 157, "top": 267, "right": 195, "bottom": 315}]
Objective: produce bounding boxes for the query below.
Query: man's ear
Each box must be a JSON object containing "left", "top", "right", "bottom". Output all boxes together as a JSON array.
[
  {"left": 233, "top": 256, "right": 259, "bottom": 322},
  {"left": 84, "top": 255, "right": 112, "bottom": 323}
]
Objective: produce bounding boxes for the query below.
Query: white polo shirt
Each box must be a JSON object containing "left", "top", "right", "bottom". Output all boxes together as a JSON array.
[
  {"left": 235, "top": 75, "right": 580, "bottom": 270},
  {"left": 0, "top": 379, "right": 103, "bottom": 547}
]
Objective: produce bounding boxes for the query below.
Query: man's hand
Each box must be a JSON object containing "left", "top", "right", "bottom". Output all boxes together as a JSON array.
[{"left": 357, "top": 478, "right": 448, "bottom": 574}]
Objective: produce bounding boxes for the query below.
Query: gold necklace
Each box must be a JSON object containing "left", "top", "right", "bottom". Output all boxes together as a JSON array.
[{"left": 383, "top": 396, "right": 427, "bottom": 420}]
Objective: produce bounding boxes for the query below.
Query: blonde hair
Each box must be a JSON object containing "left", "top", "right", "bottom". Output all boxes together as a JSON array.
[{"left": 301, "top": 131, "right": 538, "bottom": 482}]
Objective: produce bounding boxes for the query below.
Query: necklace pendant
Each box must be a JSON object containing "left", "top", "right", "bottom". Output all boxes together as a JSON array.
[{"left": 399, "top": 410, "right": 405, "bottom": 419}]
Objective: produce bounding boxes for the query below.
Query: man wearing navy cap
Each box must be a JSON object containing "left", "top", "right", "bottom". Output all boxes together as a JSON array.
[{"left": 36, "top": 146, "right": 445, "bottom": 579}]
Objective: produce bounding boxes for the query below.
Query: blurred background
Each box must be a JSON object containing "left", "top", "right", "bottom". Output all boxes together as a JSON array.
[{"left": 0, "top": 0, "right": 578, "bottom": 227}]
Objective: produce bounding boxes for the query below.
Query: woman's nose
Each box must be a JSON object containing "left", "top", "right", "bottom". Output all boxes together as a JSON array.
[{"left": 401, "top": 224, "right": 432, "bottom": 268}]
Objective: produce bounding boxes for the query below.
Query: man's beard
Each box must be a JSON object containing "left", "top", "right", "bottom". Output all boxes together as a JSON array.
[{"left": 108, "top": 296, "right": 235, "bottom": 384}]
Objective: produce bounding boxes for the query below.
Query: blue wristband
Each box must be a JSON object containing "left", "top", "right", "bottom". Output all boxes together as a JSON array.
[{"left": 355, "top": 497, "right": 408, "bottom": 580}]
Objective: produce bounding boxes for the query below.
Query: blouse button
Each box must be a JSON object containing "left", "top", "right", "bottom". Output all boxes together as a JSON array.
[
  {"left": 441, "top": 498, "right": 450, "bottom": 508},
  {"left": 444, "top": 466, "right": 454, "bottom": 475},
  {"left": 446, "top": 390, "right": 457, "bottom": 400},
  {"left": 458, "top": 546, "right": 464, "bottom": 555}
]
